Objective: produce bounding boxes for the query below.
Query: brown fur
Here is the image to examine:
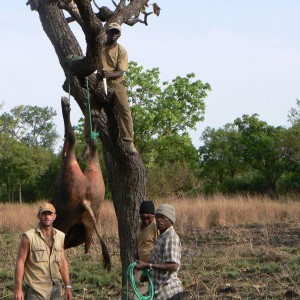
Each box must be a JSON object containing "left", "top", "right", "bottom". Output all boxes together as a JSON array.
[{"left": 52, "top": 97, "right": 111, "bottom": 270}]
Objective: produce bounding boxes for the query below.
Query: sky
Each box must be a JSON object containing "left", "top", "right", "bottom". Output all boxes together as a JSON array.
[{"left": 1, "top": 1, "right": 300, "bottom": 149}]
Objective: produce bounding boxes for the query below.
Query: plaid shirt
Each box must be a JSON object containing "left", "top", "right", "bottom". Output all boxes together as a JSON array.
[{"left": 150, "top": 226, "right": 183, "bottom": 300}]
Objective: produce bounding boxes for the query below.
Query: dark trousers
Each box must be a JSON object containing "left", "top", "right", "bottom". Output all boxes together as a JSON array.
[
  {"left": 25, "top": 283, "right": 61, "bottom": 300},
  {"left": 167, "top": 292, "right": 183, "bottom": 300}
]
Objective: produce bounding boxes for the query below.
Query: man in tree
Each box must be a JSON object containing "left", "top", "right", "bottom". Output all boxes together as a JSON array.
[
  {"left": 13, "top": 203, "right": 72, "bottom": 300},
  {"left": 85, "top": 22, "right": 137, "bottom": 155},
  {"left": 135, "top": 204, "right": 183, "bottom": 300}
]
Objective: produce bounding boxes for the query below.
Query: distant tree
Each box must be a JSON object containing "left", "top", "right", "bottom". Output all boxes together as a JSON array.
[
  {"left": 288, "top": 99, "right": 300, "bottom": 125},
  {"left": 0, "top": 139, "right": 51, "bottom": 203},
  {"left": 0, "top": 105, "right": 59, "bottom": 152},
  {"left": 234, "top": 114, "right": 291, "bottom": 198},
  {"left": 199, "top": 124, "right": 244, "bottom": 188},
  {"left": 23, "top": 152, "right": 62, "bottom": 201},
  {"left": 286, "top": 99, "right": 300, "bottom": 164},
  {"left": 0, "top": 105, "right": 58, "bottom": 202}
]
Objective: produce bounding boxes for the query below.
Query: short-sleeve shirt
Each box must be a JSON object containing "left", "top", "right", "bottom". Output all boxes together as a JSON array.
[
  {"left": 136, "top": 220, "right": 159, "bottom": 262},
  {"left": 150, "top": 227, "right": 183, "bottom": 299},
  {"left": 98, "top": 43, "right": 128, "bottom": 84}
]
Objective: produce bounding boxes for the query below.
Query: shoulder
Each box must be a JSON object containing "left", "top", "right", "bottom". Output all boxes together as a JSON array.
[
  {"left": 24, "top": 228, "right": 35, "bottom": 235},
  {"left": 117, "top": 43, "right": 127, "bottom": 55},
  {"left": 24, "top": 228, "right": 36, "bottom": 239},
  {"left": 53, "top": 227, "right": 65, "bottom": 238},
  {"left": 166, "top": 227, "right": 180, "bottom": 242}
]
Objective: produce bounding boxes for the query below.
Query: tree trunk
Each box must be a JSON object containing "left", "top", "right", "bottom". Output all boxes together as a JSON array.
[
  {"left": 27, "top": 0, "right": 148, "bottom": 284},
  {"left": 19, "top": 184, "right": 22, "bottom": 204}
]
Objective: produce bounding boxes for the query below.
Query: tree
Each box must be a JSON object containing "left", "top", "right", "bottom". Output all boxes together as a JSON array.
[
  {"left": 199, "top": 124, "right": 244, "bottom": 190},
  {"left": 0, "top": 105, "right": 57, "bottom": 202},
  {"left": 25, "top": 0, "right": 162, "bottom": 282},
  {"left": 288, "top": 99, "right": 300, "bottom": 126},
  {"left": 0, "top": 139, "right": 51, "bottom": 203},
  {"left": 234, "top": 114, "right": 291, "bottom": 198},
  {"left": 0, "top": 105, "right": 59, "bottom": 152},
  {"left": 126, "top": 61, "right": 210, "bottom": 167}
]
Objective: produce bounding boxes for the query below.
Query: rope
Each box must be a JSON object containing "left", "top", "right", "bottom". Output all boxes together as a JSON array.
[
  {"left": 126, "top": 262, "right": 154, "bottom": 300},
  {"left": 66, "top": 56, "right": 99, "bottom": 141}
]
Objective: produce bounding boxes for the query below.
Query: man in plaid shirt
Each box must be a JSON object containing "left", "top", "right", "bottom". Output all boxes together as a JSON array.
[{"left": 135, "top": 204, "right": 183, "bottom": 300}]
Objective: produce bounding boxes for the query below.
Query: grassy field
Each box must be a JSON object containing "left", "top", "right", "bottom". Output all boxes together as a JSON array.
[{"left": 1, "top": 195, "right": 300, "bottom": 299}]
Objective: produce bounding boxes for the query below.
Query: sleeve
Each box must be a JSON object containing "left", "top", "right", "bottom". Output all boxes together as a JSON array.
[{"left": 117, "top": 45, "right": 128, "bottom": 72}]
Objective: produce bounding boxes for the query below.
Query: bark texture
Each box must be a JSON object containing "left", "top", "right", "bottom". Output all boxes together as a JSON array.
[{"left": 26, "top": 0, "right": 152, "bottom": 284}]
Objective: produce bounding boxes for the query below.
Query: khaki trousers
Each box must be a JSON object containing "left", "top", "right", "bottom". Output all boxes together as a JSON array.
[
  {"left": 110, "top": 81, "right": 134, "bottom": 141},
  {"left": 84, "top": 81, "right": 134, "bottom": 142}
]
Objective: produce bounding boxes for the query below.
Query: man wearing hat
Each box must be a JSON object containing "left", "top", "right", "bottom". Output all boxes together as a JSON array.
[
  {"left": 13, "top": 203, "right": 72, "bottom": 300},
  {"left": 88, "top": 22, "right": 136, "bottom": 154},
  {"left": 136, "top": 200, "right": 159, "bottom": 263},
  {"left": 135, "top": 204, "right": 183, "bottom": 299},
  {"left": 126, "top": 200, "right": 159, "bottom": 299}
]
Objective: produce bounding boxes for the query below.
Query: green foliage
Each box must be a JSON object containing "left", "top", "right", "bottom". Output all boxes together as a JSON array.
[
  {"left": 288, "top": 99, "right": 300, "bottom": 126},
  {"left": 0, "top": 105, "right": 59, "bottom": 152},
  {"left": 0, "top": 139, "right": 51, "bottom": 202},
  {"left": 126, "top": 61, "right": 210, "bottom": 169},
  {"left": 198, "top": 112, "right": 300, "bottom": 196},
  {"left": 124, "top": 61, "right": 211, "bottom": 195},
  {"left": 146, "top": 161, "right": 199, "bottom": 198},
  {"left": 0, "top": 105, "right": 58, "bottom": 202},
  {"left": 234, "top": 114, "right": 293, "bottom": 197},
  {"left": 22, "top": 152, "right": 61, "bottom": 201},
  {"left": 199, "top": 124, "right": 244, "bottom": 184}
]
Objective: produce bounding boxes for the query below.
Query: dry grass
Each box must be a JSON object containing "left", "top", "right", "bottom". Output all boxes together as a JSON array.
[
  {"left": 1, "top": 195, "right": 300, "bottom": 234},
  {"left": 2, "top": 195, "right": 300, "bottom": 299}
]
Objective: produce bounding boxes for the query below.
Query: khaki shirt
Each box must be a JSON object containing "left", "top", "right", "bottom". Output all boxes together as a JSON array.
[
  {"left": 23, "top": 226, "right": 65, "bottom": 300},
  {"left": 98, "top": 43, "right": 128, "bottom": 84},
  {"left": 136, "top": 220, "right": 159, "bottom": 262}
]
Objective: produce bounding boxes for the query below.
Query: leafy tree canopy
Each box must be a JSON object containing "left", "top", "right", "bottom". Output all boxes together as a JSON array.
[
  {"left": 0, "top": 105, "right": 59, "bottom": 152},
  {"left": 126, "top": 61, "right": 211, "bottom": 166}
]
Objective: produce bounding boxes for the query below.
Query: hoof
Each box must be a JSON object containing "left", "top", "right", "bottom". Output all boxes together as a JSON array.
[{"left": 61, "top": 97, "right": 71, "bottom": 112}]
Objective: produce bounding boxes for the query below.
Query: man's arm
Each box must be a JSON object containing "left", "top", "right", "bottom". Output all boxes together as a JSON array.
[
  {"left": 135, "top": 260, "right": 179, "bottom": 272},
  {"left": 99, "top": 70, "right": 124, "bottom": 80},
  {"left": 13, "top": 235, "right": 30, "bottom": 300},
  {"left": 59, "top": 248, "right": 72, "bottom": 300}
]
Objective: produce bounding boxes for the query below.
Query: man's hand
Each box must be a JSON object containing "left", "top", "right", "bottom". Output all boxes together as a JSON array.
[
  {"left": 64, "top": 287, "right": 72, "bottom": 300},
  {"left": 135, "top": 260, "right": 149, "bottom": 271},
  {"left": 13, "top": 289, "right": 24, "bottom": 300}
]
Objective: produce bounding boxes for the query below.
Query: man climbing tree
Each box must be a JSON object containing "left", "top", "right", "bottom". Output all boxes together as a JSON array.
[
  {"left": 84, "top": 22, "right": 137, "bottom": 155},
  {"left": 25, "top": 0, "right": 161, "bottom": 284}
]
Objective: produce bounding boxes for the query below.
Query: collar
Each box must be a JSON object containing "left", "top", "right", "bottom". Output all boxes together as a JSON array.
[
  {"left": 160, "top": 226, "right": 173, "bottom": 236},
  {"left": 36, "top": 224, "right": 57, "bottom": 236}
]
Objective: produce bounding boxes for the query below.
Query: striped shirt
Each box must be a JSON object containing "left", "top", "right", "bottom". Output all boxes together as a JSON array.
[{"left": 150, "top": 226, "right": 183, "bottom": 300}]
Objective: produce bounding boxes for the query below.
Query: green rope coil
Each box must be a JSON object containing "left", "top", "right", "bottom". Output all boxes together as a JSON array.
[
  {"left": 126, "top": 262, "right": 154, "bottom": 300},
  {"left": 66, "top": 55, "right": 98, "bottom": 141}
]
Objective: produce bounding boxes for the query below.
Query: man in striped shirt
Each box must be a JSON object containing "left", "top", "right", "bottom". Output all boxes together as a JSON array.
[{"left": 135, "top": 204, "right": 183, "bottom": 300}]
